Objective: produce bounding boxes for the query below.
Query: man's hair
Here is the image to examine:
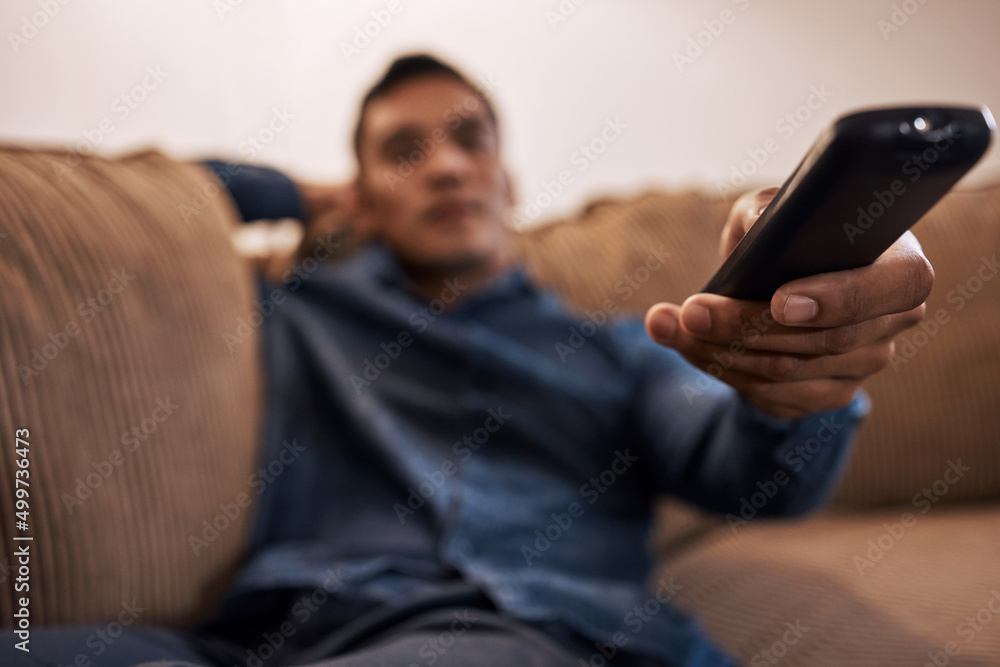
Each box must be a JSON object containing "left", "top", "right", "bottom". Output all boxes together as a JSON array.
[{"left": 352, "top": 53, "right": 498, "bottom": 165}]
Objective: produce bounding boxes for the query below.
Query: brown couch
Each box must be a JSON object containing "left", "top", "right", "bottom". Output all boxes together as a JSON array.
[{"left": 1, "top": 146, "right": 998, "bottom": 664}]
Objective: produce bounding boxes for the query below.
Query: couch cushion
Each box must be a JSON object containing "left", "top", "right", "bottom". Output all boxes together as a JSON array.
[
  {"left": 655, "top": 506, "right": 1000, "bottom": 664},
  {"left": 0, "top": 147, "right": 261, "bottom": 626},
  {"left": 514, "top": 185, "right": 1000, "bottom": 509},
  {"left": 515, "top": 191, "right": 729, "bottom": 314}
]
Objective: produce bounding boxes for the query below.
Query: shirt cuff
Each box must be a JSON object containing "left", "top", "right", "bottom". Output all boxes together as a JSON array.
[
  {"left": 738, "top": 388, "right": 871, "bottom": 435},
  {"left": 202, "top": 159, "right": 306, "bottom": 223}
]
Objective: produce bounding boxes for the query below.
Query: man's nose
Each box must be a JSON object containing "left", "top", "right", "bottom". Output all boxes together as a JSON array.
[{"left": 422, "top": 139, "right": 473, "bottom": 185}]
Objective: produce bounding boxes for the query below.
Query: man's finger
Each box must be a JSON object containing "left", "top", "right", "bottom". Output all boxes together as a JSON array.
[
  {"left": 770, "top": 231, "right": 934, "bottom": 327},
  {"left": 719, "top": 187, "right": 779, "bottom": 258},
  {"left": 669, "top": 338, "right": 894, "bottom": 383},
  {"left": 680, "top": 361, "right": 861, "bottom": 418},
  {"left": 648, "top": 298, "right": 923, "bottom": 355}
]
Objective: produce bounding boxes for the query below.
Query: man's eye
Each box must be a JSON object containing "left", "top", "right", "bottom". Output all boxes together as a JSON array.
[
  {"left": 385, "top": 144, "right": 412, "bottom": 162},
  {"left": 457, "top": 132, "right": 486, "bottom": 151}
]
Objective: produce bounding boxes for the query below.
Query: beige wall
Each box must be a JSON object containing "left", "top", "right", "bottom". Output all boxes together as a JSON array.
[{"left": 1, "top": 0, "right": 997, "bottom": 223}]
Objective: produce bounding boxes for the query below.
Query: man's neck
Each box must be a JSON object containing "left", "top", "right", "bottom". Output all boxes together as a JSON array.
[{"left": 401, "top": 245, "right": 519, "bottom": 307}]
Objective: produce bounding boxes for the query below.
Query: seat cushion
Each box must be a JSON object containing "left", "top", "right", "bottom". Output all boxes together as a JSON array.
[
  {"left": 0, "top": 147, "right": 262, "bottom": 626},
  {"left": 656, "top": 506, "right": 1000, "bottom": 665}
]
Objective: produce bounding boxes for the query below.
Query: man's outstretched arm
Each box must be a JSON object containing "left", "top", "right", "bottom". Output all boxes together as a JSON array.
[
  {"left": 632, "top": 186, "right": 933, "bottom": 518},
  {"left": 626, "top": 334, "right": 867, "bottom": 520},
  {"left": 644, "top": 187, "right": 933, "bottom": 420}
]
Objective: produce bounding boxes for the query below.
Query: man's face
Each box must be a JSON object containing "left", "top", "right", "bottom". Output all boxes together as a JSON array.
[{"left": 355, "top": 75, "right": 513, "bottom": 273}]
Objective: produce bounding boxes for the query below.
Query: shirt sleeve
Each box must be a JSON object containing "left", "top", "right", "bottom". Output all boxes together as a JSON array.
[
  {"left": 202, "top": 160, "right": 306, "bottom": 223},
  {"left": 616, "top": 320, "right": 868, "bottom": 519}
]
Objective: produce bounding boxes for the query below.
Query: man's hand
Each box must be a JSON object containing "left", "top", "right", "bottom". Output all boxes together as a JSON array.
[
  {"left": 292, "top": 180, "right": 360, "bottom": 265},
  {"left": 297, "top": 181, "right": 357, "bottom": 233},
  {"left": 644, "top": 187, "right": 934, "bottom": 420}
]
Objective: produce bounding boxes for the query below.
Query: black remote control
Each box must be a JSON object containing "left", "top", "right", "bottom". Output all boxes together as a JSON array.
[{"left": 703, "top": 105, "right": 995, "bottom": 300}]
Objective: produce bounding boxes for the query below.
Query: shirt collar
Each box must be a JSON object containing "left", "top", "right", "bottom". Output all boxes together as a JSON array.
[{"left": 356, "top": 240, "right": 536, "bottom": 307}]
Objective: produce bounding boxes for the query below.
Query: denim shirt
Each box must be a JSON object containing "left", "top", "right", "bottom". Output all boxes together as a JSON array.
[{"left": 209, "top": 163, "right": 867, "bottom": 666}]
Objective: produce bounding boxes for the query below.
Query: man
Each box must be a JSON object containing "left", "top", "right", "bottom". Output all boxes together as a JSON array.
[
  {"left": 193, "top": 53, "right": 928, "bottom": 666},
  {"left": 8, "top": 54, "right": 931, "bottom": 666}
]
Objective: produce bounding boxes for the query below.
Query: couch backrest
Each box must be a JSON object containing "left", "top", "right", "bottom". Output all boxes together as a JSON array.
[
  {"left": 515, "top": 185, "right": 1000, "bottom": 511},
  {"left": 0, "top": 147, "right": 261, "bottom": 626}
]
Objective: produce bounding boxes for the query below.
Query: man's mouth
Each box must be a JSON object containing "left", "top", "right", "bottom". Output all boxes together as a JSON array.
[{"left": 425, "top": 199, "right": 480, "bottom": 224}]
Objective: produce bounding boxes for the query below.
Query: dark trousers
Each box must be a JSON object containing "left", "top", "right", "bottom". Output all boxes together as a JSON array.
[{"left": 1, "top": 581, "right": 665, "bottom": 666}]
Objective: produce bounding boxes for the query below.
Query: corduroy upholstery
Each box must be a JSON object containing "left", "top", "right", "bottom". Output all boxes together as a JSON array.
[
  {"left": 1, "top": 147, "right": 997, "bottom": 664},
  {"left": 658, "top": 506, "right": 1000, "bottom": 665},
  {"left": 0, "top": 147, "right": 262, "bottom": 626}
]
